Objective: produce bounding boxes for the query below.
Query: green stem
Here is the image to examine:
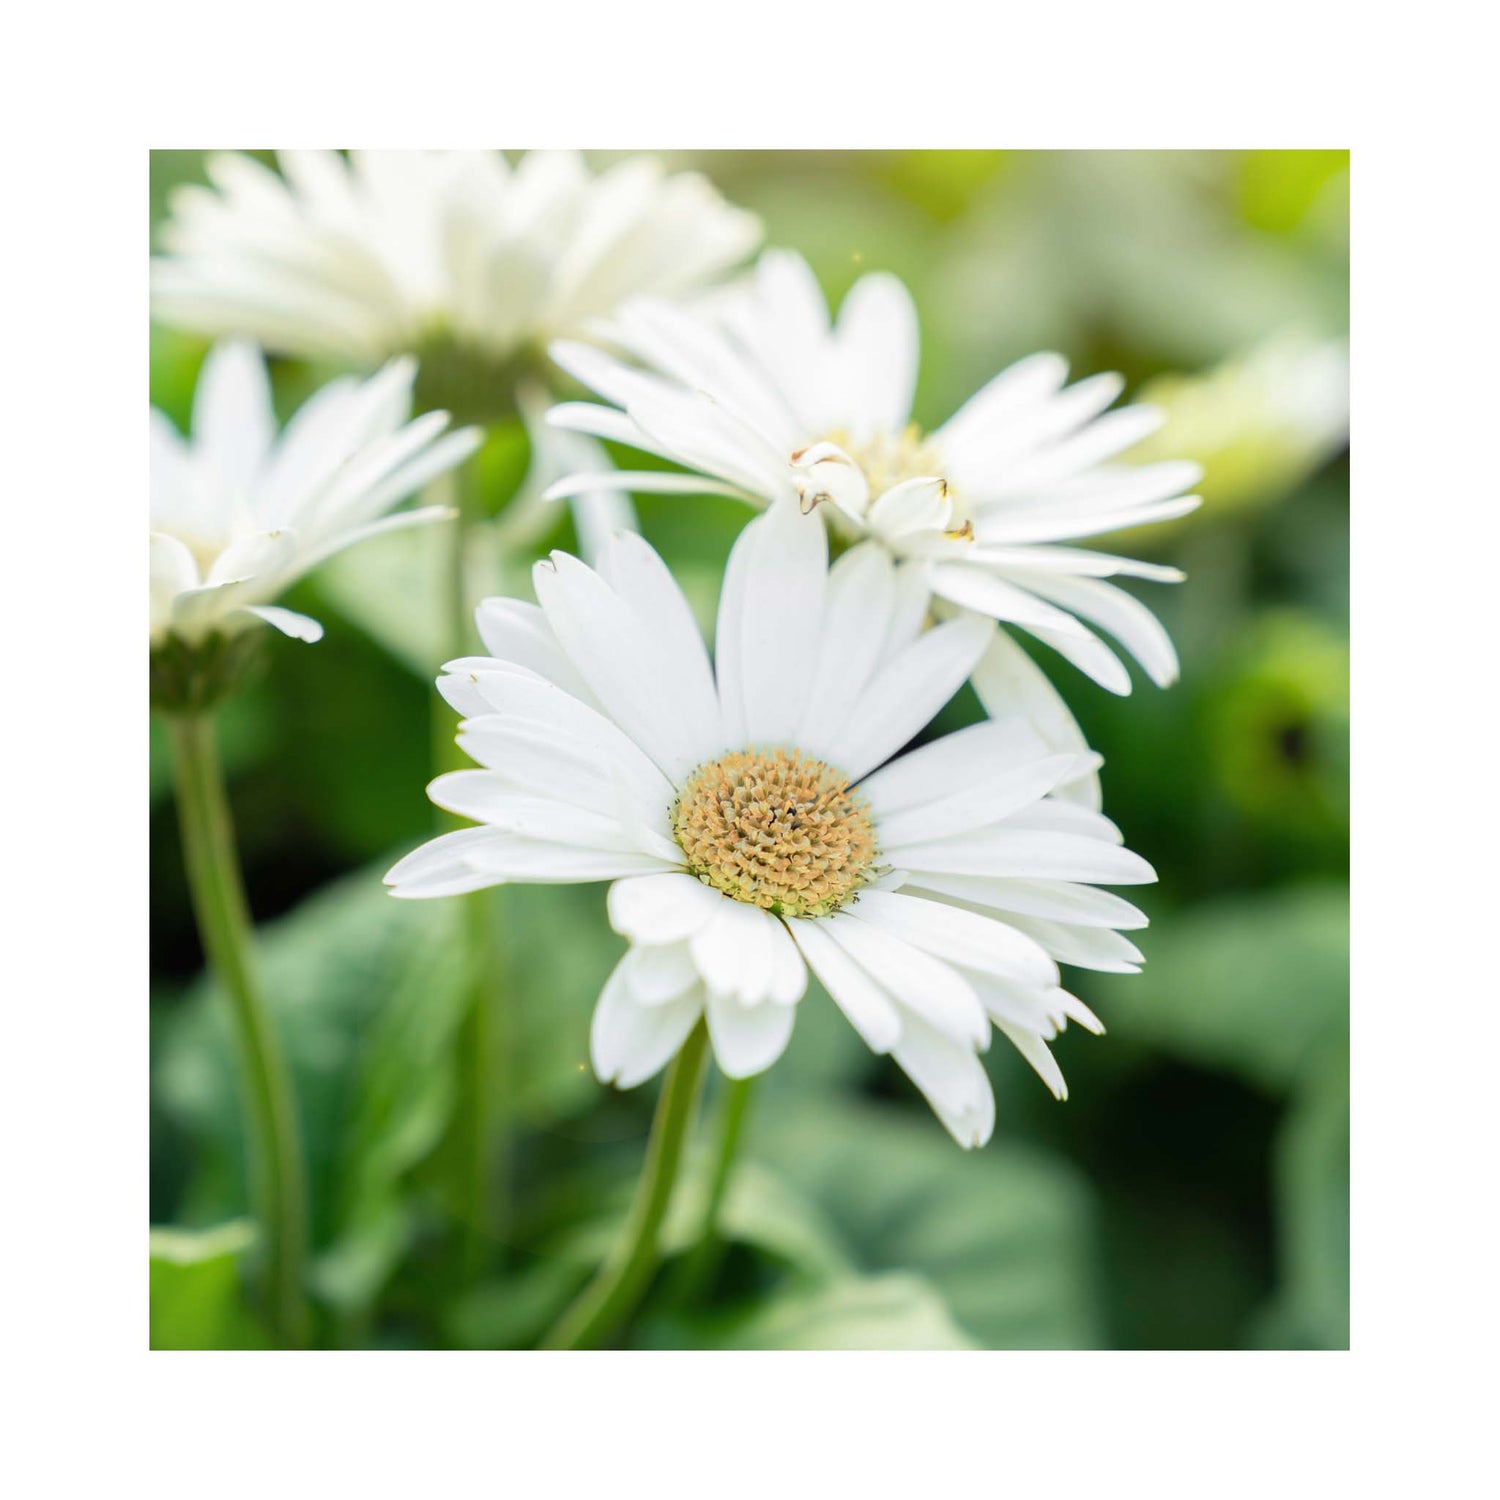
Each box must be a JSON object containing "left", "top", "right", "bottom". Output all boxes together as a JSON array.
[
  {"left": 541, "top": 1023, "right": 711, "bottom": 1350},
  {"left": 167, "top": 711, "right": 310, "bottom": 1348},
  {"left": 432, "top": 453, "right": 509, "bottom": 1281},
  {"left": 674, "top": 1075, "right": 756, "bottom": 1304},
  {"left": 455, "top": 884, "right": 503, "bottom": 1281}
]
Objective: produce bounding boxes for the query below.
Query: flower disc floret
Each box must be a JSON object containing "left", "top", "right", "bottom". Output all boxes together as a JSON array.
[{"left": 671, "top": 748, "right": 877, "bottom": 917}]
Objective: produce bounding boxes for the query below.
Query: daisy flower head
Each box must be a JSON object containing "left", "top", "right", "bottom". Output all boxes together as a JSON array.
[
  {"left": 151, "top": 151, "right": 762, "bottom": 420},
  {"left": 150, "top": 341, "right": 480, "bottom": 657},
  {"left": 545, "top": 249, "right": 1203, "bottom": 747},
  {"left": 386, "top": 501, "right": 1156, "bottom": 1147}
]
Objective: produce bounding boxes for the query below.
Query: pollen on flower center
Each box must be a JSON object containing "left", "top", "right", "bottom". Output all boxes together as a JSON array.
[
  {"left": 671, "top": 748, "right": 878, "bottom": 917},
  {"left": 825, "top": 423, "right": 944, "bottom": 499}
]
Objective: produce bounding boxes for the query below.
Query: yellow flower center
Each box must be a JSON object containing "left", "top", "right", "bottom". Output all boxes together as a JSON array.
[
  {"left": 672, "top": 748, "right": 878, "bottom": 917},
  {"left": 825, "top": 423, "right": 944, "bottom": 498}
]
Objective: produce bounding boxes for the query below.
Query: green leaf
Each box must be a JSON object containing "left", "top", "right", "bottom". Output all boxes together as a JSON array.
[
  {"left": 1114, "top": 884, "right": 1349, "bottom": 1092},
  {"left": 150, "top": 1221, "right": 266, "bottom": 1350},
  {"left": 1252, "top": 1047, "right": 1350, "bottom": 1348},
  {"left": 155, "top": 865, "right": 466, "bottom": 1228},
  {"left": 444, "top": 1256, "right": 589, "bottom": 1351},
  {"left": 711, "top": 1272, "right": 974, "bottom": 1350},
  {"left": 155, "top": 859, "right": 629, "bottom": 1319},
  {"left": 661, "top": 1156, "right": 854, "bottom": 1281},
  {"left": 749, "top": 1098, "right": 1103, "bottom": 1348},
  {"left": 452, "top": 1149, "right": 859, "bottom": 1350}
]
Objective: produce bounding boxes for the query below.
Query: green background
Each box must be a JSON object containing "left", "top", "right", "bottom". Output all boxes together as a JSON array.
[{"left": 150, "top": 150, "right": 1349, "bottom": 1350}]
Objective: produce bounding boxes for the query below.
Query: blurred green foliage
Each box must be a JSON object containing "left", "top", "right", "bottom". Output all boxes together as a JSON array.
[{"left": 150, "top": 150, "right": 1348, "bottom": 1349}]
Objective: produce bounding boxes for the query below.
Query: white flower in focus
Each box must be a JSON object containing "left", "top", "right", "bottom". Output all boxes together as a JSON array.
[
  {"left": 387, "top": 502, "right": 1155, "bottom": 1146},
  {"left": 546, "top": 250, "right": 1203, "bottom": 799},
  {"left": 151, "top": 151, "right": 762, "bottom": 373},
  {"left": 150, "top": 342, "right": 480, "bottom": 645}
]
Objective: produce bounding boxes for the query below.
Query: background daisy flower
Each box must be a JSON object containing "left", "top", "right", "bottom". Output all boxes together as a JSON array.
[
  {"left": 388, "top": 500, "right": 1155, "bottom": 1147},
  {"left": 545, "top": 249, "right": 1204, "bottom": 805},
  {"left": 150, "top": 341, "right": 480, "bottom": 647},
  {"left": 150, "top": 151, "right": 762, "bottom": 396}
]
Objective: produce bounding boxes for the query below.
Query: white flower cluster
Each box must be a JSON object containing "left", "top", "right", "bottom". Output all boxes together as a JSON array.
[{"left": 152, "top": 150, "right": 1198, "bottom": 1146}]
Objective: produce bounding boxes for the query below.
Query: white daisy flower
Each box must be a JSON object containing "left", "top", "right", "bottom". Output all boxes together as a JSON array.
[
  {"left": 150, "top": 341, "right": 480, "bottom": 647},
  {"left": 150, "top": 151, "right": 761, "bottom": 388},
  {"left": 386, "top": 501, "right": 1155, "bottom": 1147},
  {"left": 545, "top": 250, "right": 1203, "bottom": 801}
]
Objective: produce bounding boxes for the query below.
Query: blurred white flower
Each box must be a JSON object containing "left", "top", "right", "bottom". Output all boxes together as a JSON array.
[
  {"left": 150, "top": 342, "right": 480, "bottom": 645},
  {"left": 1130, "top": 335, "right": 1349, "bottom": 514},
  {"left": 151, "top": 152, "right": 761, "bottom": 378},
  {"left": 387, "top": 501, "right": 1155, "bottom": 1147},
  {"left": 546, "top": 251, "right": 1203, "bottom": 806},
  {"left": 549, "top": 247, "right": 1200, "bottom": 675}
]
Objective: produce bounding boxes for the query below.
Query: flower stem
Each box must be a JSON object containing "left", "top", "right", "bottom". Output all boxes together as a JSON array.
[
  {"left": 673, "top": 1074, "right": 756, "bottom": 1304},
  {"left": 167, "top": 710, "right": 310, "bottom": 1348},
  {"left": 454, "top": 883, "right": 504, "bottom": 1282},
  {"left": 433, "top": 452, "right": 510, "bottom": 1281},
  {"left": 541, "top": 1022, "right": 711, "bottom": 1350}
]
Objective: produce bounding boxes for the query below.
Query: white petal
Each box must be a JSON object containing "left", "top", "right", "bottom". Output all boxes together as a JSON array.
[
  {"left": 874, "top": 752, "right": 1097, "bottom": 847},
  {"left": 825, "top": 614, "right": 993, "bottom": 783},
  {"left": 449, "top": 670, "right": 674, "bottom": 818},
  {"left": 851, "top": 890, "right": 1058, "bottom": 988},
  {"left": 596, "top": 532, "right": 724, "bottom": 754},
  {"left": 1001, "top": 799, "right": 1124, "bottom": 843},
  {"left": 890, "top": 1011, "right": 996, "bottom": 1149},
  {"left": 472, "top": 597, "right": 596, "bottom": 702},
  {"left": 193, "top": 340, "right": 275, "bottom": 493},
  {"left": 881, "top": 560, "right": 934, "bottom": 662},
  {"left": 727, "top": 499, "right": 828, "bottom": 747},
  {"left": 241, "top": 604, "right": 323, "bottom": 642},
  {"left": 902, "top": 874, "right": 1148, "bottom": 931},
  {"left": 384, "top": 828, "right": 513, "bottom": 899},
  {"left": 823, "top": 914, "right": 988, "bottom": 1047},
  {"left": 1002, "top": 914, "right": 1146, "bottom": 973},
  {"left": 932, "top": 351, "right": 1070, "bottom": 457},
  {"left": 544, "top": 468, "right": 751, "bottom": 503},
  {"left": 689, "top": 898, "right": 788, "bottom": 1006},
  {"left": 705, "top": 988, "right": 797, "bottom": 1079},
  {"left": 426, "top": 774, "right": 678, "bottom": 862},
  {"left": 791, "top": 443, "right": 870, "bottom": 524},
  {"left": 149, "top": 412, "right": 200, "bottom": 533},
  {"left": 592, "top": 963, "right": 704, "bottom": 1088},
  {"left": 859, "top": 715, "right": 1050, "bottom": 816},
  {"left": 472, "top": 837, "right": 672, "bottom": 884},
  {"left": 1005, "top": 572, "right": 1181, "bottom": 688},
  {"left": 928, "top": 564, "right": 1095, "bottom": 640},
  {"left": 204, "top": 529, "right": 298, "bottom": 587},
  {"left": 997, "top": 1021, "right": 1069, "bottom": 1100},
  {"left": 971, "top": 493, "right": 1202, "bottom": 547},
  {"left": 620, "top": 942, "right": 699, "bottom": 1005},
  {"left": 969, "top": 628, "right": 1101, "bottom": 810},
  {"left": 834, "top": 271, "right": 919, "bottom": 436},
  {"left": 794, "top": 543, "right": 897, "bottom": 763},
  {"left": 764, "top": 919, "right": 809, "bottom": 1006},
  {"left": 608, "top": 872, "right": 725, "bottom": 945},
  {"left": 532, "top": 551, "right": 713, "bottom": 784},
  {"left": 150, "top": 532, "right": 199, "bottom": 624},
  {"left": 785, "top": 917, "right": 902, "bottom": 1053},
  {"left": 891, "top": 827, "right": 1156, "bottom": 885},
  {"left": 866, "top": 477, "right": 952, "bottom": 541}
]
